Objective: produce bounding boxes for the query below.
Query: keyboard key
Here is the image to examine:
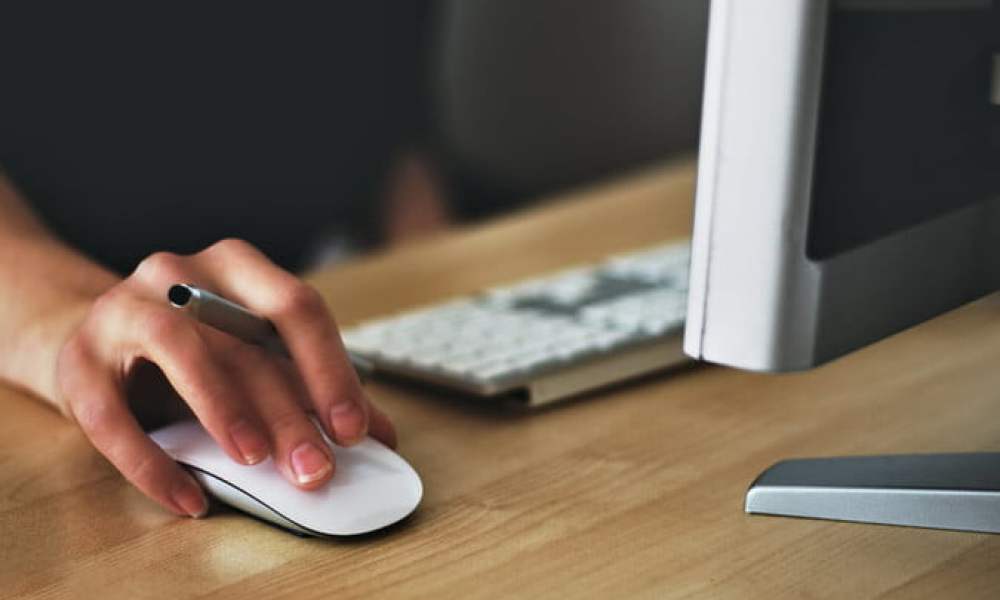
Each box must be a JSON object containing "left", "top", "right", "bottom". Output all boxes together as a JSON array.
[{"left": 338, "top": 241, "right": 691, "bottom": 393}]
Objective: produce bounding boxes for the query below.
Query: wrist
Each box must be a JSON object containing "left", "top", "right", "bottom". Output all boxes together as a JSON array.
[
  {"left": 0, "top": 237, "right": 120, "bottom": 412},
  {"left": 9, "top": 294, "right": 98, "bottom": 414}
]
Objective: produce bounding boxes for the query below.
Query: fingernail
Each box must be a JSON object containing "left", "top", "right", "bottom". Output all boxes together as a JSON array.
[
  {"left": 329, "top": 402, "right": 367, "bottom": 445},
  {"left": 173, "top": 480, "right": 208, "bottom": 518},
  {"left": 230, "top": 420, "right": 269, "bottom": 465},
  {"left": 290, "top": 442, "right": 333, "bottom": 485}
]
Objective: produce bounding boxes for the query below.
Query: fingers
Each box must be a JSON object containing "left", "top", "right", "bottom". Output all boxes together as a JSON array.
[
  {"left": 131, "top": 250, "right": 206, "bottom": 296},
  {"left": 58, "top": 339, "right": 207, "bottom": 518},
  {"left": 127, "top": 240, "right": 396, "bottom": 449},
  {"left": 234, "top": 347, "right": 336, "bottom": 488},
  {"left": 57, "top": 241, "right": 398, "bottom": 524},
  {"left": 368, "top": 403, "right": 398, "bottom": 449},
  {"left": 275, "top": 357, "right": 397, "bottom": 449},
  {"left": 93, "top": 291, "right": 271, "bottom": 467},
  {"left": 197, "top": 239, "right": 374, "bottom": 446}
]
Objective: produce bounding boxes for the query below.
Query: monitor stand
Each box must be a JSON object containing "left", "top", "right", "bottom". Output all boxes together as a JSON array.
[{"left": 745, "top": 453, "right": 1000, "bottom": 533}]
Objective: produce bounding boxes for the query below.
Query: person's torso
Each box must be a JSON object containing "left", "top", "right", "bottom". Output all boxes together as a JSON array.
[{"left": 0, "top": 3, "right": 427, "bottom": 272}]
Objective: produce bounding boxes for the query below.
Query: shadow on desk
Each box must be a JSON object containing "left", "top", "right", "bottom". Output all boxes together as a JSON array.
[{"left": 368, "top": 360, "right": 704, "bottom": 422}]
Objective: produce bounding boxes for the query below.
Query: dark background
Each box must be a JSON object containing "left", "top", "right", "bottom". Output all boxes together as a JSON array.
[{"left": 0, "top": 1, "right": 709, "bottom": 273}]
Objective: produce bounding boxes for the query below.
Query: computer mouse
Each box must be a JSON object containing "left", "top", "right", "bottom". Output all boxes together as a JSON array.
[{"left": 149, "top": 419, "right": 423, "bottom": 536}]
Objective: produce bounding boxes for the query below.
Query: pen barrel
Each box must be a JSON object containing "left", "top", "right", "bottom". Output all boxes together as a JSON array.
[
  {"left": 177, "top": 286, "right": 290, "bottom": 356},
  {"left": 169, "top": 283, "right": 372, "bottom": 378}
]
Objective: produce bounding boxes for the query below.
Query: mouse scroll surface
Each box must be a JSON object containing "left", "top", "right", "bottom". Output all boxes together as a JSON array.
[{"left": 149, "top": 420, "right": 423, "bottom": 536}]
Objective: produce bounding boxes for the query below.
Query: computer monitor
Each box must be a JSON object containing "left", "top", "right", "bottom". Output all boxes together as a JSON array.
[{"left": 684, "top": 0, "right": 1000, "bottom": 532}]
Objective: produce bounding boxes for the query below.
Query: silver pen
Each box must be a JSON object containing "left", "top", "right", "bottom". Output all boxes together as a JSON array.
[{"left": 167, "top": 283, "right": 374, "bottom": 378}]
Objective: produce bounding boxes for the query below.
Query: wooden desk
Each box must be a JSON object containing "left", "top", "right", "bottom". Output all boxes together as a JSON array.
[{"left": 4, "top": 161, "right": 1000, "bottom": 598}]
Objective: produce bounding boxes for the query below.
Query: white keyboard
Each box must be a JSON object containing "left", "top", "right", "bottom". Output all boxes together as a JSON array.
[{"left": 342, "top": 241, "right": 691, "bottom": 406}]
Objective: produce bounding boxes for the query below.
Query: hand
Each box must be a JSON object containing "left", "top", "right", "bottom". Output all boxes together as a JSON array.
[{"left": 56, "top": 239, "right": 396, "bottom": 518}]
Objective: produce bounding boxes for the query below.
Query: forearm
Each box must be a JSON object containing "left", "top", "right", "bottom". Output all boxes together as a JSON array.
[{"left": 0, "top": 174, "right": 119, "bottom": 410}]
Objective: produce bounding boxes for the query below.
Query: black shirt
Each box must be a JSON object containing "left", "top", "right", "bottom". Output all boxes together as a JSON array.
[{"left": 0, "top": 3, "right": 429, "bottom": 273}]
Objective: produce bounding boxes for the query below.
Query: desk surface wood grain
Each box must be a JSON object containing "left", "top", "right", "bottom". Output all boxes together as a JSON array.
[{"left": 3, "top": 160, "right": 1000, "bottom": 599}]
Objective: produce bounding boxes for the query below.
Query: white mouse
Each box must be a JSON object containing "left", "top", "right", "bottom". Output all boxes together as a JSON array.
[{"left": 149, "top": 420, "right": 423, "bottom": 536}]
